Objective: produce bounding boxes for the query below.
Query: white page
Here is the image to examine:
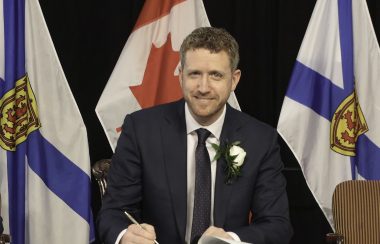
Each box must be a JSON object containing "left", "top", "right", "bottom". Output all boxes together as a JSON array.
[{"left": 198, "top": 235, "right": 251, "bottom": 244}]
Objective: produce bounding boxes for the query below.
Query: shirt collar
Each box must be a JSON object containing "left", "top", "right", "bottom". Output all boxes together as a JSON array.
[{"left": 185, "top": 103, "right": 226, "bottom": 140}]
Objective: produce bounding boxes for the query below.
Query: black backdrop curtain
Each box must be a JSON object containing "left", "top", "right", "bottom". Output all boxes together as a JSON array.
[{"left": 38, "top": 0, "right": 380, "bottom": 243}]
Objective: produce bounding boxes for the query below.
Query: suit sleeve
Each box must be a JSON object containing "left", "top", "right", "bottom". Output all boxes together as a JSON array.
[
  {"left": 96, "top": 115, "right": 143, "bottom": 244},
  {"left": 233, "top": 130, "right": 293, "bottom": 244},
  {"left": 0, "top": 216, "right": 3, "bottom": 234}
]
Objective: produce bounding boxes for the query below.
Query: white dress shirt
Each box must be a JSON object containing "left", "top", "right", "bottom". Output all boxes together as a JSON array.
[
  {"left": 184, "top": 103, "right": 224, "bottom": 243},
  {"left": 184, "top": 103, "right": 239, "bottom": 244}
]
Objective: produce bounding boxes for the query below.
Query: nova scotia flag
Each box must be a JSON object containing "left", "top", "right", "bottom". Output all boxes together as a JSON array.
[
  {"left": 0, "top": 0, "right": 94, "bottom": 243},
  {"left": 277, "top": 0, "right": 380, "bottom": 227}
]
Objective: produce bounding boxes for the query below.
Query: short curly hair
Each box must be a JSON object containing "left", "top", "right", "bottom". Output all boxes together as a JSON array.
[{"left": 179, "top": 27, "right": 240, "bottom": 71}]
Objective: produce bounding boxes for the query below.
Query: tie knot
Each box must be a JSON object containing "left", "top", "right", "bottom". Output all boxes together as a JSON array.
[{"left": 196, "top": 128, "right": 211, "bottom": 145}]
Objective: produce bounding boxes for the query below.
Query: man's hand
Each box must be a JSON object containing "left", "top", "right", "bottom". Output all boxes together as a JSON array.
[
  {"left": 201, "top": 226, "right": 234, "bottom": 240},
  {"left": 120, "top": 223, "right": 156, "bottom": 244}
]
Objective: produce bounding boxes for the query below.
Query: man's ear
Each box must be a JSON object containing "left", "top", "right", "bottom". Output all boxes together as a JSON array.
[
  {"left": 178, "top": 66, "right": 183, "bottom": 85},
  {"left": 231, "top": 69, "right": 241, "bottom": 91}
]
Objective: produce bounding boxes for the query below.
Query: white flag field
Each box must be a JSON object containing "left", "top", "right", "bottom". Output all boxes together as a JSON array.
[
  {"left": 278, "top": 0, "right": 380, "bottom": 228},
  {"left": 96, "top": 0, "right": 240, "bottom": 150},
  {"left": 0, "top": 0, "right": 94, "bottom": 243}
]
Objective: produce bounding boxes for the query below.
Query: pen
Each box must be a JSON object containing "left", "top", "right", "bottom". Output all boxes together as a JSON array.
[{"left": 124, "top": 211, "right": 159, "bottom": 244}]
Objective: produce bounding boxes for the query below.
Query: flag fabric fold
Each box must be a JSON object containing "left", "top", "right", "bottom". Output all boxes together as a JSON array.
[
  {"left": 96, "top": 0, "right": 240, "bottom": 150},
  {"left": 0, "top": 0, "right": 94, "bottom": 243},
  {"left": 278, "top": 0, "right": 380, "bottom": 227}
]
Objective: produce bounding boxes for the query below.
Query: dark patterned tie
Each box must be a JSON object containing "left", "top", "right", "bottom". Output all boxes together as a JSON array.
[{"left": 191, "top": 128, "right": 212, "bottom": 244}]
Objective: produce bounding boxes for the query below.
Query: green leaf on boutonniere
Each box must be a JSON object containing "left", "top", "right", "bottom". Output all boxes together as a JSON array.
[
  {"left": 211, "top": 143, "right": 222, "bottom": 161},
  {"left": 231, "top": 141, "right": 241, "bottom": 146}
]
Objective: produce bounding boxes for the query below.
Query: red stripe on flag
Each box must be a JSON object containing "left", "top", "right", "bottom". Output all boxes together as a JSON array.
[{"left": 133, "top": 0, "right": 186, "bottom": 31}]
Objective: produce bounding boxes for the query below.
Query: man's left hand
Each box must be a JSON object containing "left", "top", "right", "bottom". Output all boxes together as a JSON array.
[{"left": 201, "top": 226, "right": 234, "bottom": 240}]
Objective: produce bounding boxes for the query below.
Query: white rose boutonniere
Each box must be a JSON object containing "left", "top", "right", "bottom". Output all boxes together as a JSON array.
[
  {"left": 229, "top": 145, "right": 247, "bottom": 167},
  {"left": 212, "top": 141, "right": 246, "bottom": 184}
]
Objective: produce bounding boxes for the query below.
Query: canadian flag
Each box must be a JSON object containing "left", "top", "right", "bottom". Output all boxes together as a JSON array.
[{"left": 96, "top": 0, "right": 240, "bottom": 150}]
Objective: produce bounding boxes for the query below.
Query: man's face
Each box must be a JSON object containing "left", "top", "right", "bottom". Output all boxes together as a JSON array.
[{"left": 180, "top": 48, "right": 241, "bottom": 125}]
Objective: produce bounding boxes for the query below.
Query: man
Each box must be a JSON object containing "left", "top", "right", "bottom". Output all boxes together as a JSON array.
[{"left": 97, "top": 27, "right": 293, "bottom": 244}]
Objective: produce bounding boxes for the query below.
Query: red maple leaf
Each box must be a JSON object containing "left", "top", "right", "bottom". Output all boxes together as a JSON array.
[
  {"left": 130, "top": 33, "right": 183, "bottom": 109},
  {"left": 134, "top": 0, "right": 186, "bottom": 31}
]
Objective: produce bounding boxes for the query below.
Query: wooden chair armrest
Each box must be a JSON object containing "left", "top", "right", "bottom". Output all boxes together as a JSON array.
[
  {"left": 0, "top": 234, "right": 11, "bottom": 244},
  {"left": 92, "top": 159, "right": 112, "bottom": 197},
  {"left": 326, "top": 233, "right": 343, "bottom": 244}
]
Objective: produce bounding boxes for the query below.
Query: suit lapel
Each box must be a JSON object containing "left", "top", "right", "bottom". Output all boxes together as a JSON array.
[
  {"left": 161, "top": 100, "right": 187, "bottom": 242},
  {"left": 214, "top": 105, "right": 243, "bottom": 227}
]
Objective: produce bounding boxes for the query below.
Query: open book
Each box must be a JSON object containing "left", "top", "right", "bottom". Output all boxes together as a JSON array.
[{"left": 198, "top": 235, "right": 251, "bottom": 244}]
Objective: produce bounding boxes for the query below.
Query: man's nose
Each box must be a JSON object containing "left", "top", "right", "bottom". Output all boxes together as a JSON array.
[{"left": 198, "top": 75, "right": 210, "bottom": 93}]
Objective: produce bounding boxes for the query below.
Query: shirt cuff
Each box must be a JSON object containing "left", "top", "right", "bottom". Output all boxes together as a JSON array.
[
  {"left": 227, "top": 231, "right": 241, "bottom": 241},
  {"left": 115, "top": 229, "right": 127, "bottom": 244}
]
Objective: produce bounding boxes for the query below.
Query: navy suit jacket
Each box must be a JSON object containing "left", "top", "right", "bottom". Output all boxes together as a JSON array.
[
  {"left": 97, "top": 99, "right": 293, "bottom": 244},
  {"left": 0, "top": 216, "right": 3, "bottom": 234}
]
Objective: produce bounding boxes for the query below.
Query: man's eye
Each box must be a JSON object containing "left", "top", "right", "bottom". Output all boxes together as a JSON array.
[
  {"left": 189, "top": 72, "right": 200, "bottom": 77},
  {"left": 210, "top": 72, "right": 223, "bottom": 79}
]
